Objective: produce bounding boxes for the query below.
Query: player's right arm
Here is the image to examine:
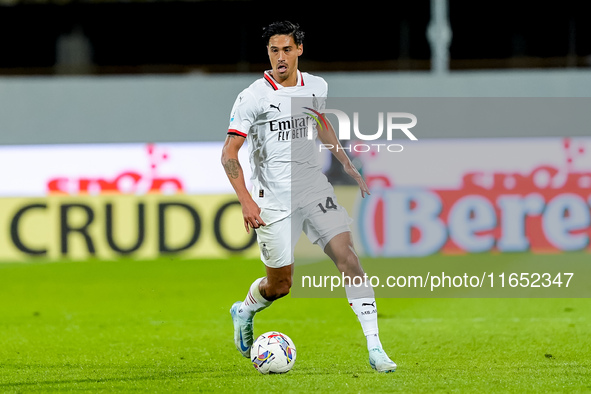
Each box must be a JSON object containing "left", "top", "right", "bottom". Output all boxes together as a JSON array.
[{"left": 221, "top": 134, "right": 266, "bottom": 233}]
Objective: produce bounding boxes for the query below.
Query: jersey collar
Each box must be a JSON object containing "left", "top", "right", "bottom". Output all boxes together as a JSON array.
[{"left": 263, "top": 70, "right": 304, "bottom": 91}]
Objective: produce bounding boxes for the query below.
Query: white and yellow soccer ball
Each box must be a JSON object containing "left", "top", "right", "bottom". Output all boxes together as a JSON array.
[{"left": 250, "top": 331, "right": 296, "bottom": 374}]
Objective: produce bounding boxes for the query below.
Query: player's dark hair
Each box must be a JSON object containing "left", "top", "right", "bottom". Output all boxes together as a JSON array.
[{"left": 262, "top": 21, "right": 305, "bottom": 46}]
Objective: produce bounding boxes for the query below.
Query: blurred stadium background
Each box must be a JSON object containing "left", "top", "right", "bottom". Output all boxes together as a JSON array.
[
  {"left": 0, "top": 0, "right": 590, "bottom": 260},
  {"left": 1, "top": 2, "right": 591, "bottom": 391},
  {"left": 1, "top": 0, "right": 591, "bottom": 75},
  {"left": 0, "top": 0, "right": 591, "bottom": 261}
]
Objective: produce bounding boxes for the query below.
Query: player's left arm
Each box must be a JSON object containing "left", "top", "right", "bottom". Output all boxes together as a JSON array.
[{"left": 317, "top": 115, "right": 370, "bottom": 198}]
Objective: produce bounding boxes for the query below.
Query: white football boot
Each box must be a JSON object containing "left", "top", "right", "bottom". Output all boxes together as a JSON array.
[
  {"left": 369, "top": 347, "right": 397, "bottom": 372},
  {"left": 230, "top": 301, "right": 254, "bottom": 358}
]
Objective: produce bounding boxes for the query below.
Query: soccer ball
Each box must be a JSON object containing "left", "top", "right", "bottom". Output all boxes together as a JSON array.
[{"left": 250, "top": 331, "right": 296, "bottom": 374}]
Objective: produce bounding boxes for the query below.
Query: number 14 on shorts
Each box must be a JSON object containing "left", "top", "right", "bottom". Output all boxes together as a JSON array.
[{"left": 317, "top": 197, "right": 337, "bottom": 213}]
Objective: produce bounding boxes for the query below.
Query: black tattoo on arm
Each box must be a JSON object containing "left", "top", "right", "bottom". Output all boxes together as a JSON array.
[{"left": 223, "top": 158, "right": 241, "bottom": 179}]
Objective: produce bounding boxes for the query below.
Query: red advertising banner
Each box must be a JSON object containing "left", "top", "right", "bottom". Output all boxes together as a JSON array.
[{"left": 354, "top": 137, "right": 591, "bottom": 256}]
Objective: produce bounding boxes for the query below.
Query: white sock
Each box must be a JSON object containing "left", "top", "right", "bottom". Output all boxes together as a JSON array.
[
  {"left": 237, "top": 277, "right": 272, "bottom": 319},
  {"left": 366, "top": 333, "right": 383, "bottom": 350},
  {"left": 345, "top": 281, "right": 382, "bottom": 350}
]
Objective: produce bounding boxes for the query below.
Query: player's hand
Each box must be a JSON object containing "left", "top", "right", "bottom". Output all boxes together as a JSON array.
[
  {"left": 241, "top": 199, "right": 266, "bottom": 233},
  {"left": 343, "top": 162, "right": 370, "bottom": 198}
]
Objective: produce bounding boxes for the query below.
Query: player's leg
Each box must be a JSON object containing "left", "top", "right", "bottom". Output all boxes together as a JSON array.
[
  {"left": 259, "top": 263, "right": 294, "bottom": 301},
  {"left": 236, "top": 263, "right": 293, "bottom": 321},
  {"left": 230, "top": 264, "right": 293, "bottom": 358},
  {"left": 324, "top": 232, "right": 382, "bottom": 348},
  {"left": 304, "top": 197, "right": 381, "bottom": 347},
  {"left": 230, "top": 212, "right": 297, "bottom": 358},
  {"left": 323, "top": 231, "right": 396, "bottom": 372},
  {"left": 304, "top": 195, "right": 396, "bottom": 372}
]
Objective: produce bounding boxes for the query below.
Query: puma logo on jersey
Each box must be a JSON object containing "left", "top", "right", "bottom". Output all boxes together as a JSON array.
[
  {"left": 362, "top": 301, "right": 376, "bottom": 307},
  {"left": 270, "top": 103, "right": 281, "bottom": 112}
]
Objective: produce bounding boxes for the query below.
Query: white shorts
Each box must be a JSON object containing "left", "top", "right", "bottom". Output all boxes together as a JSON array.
[{"left": 255, "top": 193, "right": 353, "bottom": 268}]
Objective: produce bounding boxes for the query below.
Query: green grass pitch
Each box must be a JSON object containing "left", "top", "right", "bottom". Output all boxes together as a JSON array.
[{"left": 0, "top": 255, "right": 589, "bottom": 392}]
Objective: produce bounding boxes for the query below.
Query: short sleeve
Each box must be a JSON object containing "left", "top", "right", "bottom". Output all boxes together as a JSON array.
[{"left": 228, "top": 90, "right": 257, "bottom": 138}]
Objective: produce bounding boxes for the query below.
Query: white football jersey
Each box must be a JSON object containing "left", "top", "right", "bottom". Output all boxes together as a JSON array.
[{"left": 228, "top": 70, "right": 334, "bottom": 217}]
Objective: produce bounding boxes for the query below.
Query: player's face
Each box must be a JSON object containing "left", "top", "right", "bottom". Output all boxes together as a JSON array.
[{"left": 267, "top": 34, "right": 303, "bottom": 86}]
